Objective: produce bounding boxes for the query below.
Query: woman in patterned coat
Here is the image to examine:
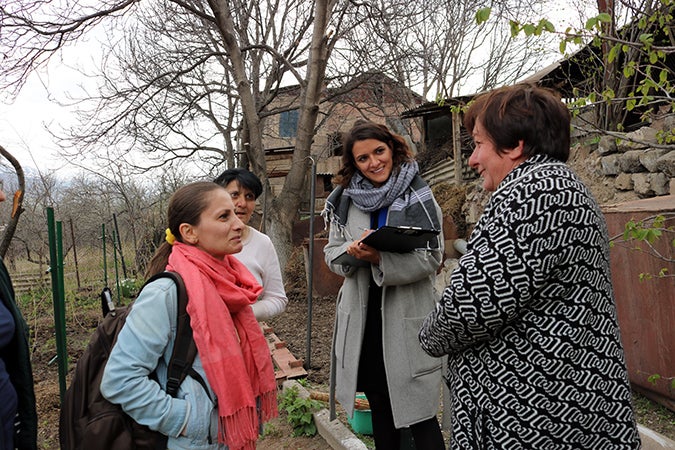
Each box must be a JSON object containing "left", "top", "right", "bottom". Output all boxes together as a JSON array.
[
  {"left": 323, "top": 121, "right": 445, "bottom": 449},
  {"left": 419, "top": 84, "right": 641, "bottom": 449}
]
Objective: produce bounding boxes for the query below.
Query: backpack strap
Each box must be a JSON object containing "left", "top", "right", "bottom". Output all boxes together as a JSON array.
[{"left": 144, "top": 271, "right": 197, "bottom": 397}]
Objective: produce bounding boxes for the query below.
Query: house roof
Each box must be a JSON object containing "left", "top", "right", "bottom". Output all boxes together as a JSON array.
[
  {"left": 402, "top": 48, "right": 592, "bottom": 119},
  {"left": 268, "top": 71, "right": 424, "bottom": 104},
  {"left": 518, "top": 45, "right": 595, "bottom": 98},
  {"left": 400, "top": 95, "right": 475, "bottom": 119}
]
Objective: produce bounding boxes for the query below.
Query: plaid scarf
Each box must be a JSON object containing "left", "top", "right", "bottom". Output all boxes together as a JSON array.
[{"left": 167, "top": 243, "right": 277, "bottom": 450}]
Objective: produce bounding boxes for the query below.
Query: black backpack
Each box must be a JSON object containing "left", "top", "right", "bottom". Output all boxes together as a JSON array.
[{"left": 59, "top": 271, "right": 197, "bottom": 450}]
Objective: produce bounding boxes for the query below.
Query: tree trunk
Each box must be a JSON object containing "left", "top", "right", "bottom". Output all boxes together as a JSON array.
[
  {"left": 207, "top": 0, "right": 267, "bottom": 178},
  {"left": 264, "top": 0, "right": 333, "bottom": 268},
  {"left": 0, "top": 145, "right": 25, "bottom": 258}
]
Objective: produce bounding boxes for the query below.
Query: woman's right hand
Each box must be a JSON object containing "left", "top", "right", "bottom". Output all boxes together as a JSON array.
[{"left": 346, "top": 232, "right": 380, "bottom": 265}]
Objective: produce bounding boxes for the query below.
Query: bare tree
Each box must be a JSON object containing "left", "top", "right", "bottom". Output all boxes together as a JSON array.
[
  {"left": 52, "top": 0, "right": 242, "bottom": 175},
  {"left": 1, "top": 0, "right": 348, "bottom": 265},
  {"left": 336, "top": 0, "right": 552, "bottom": 100},
  {"left": 0, "top": 0, "right": 564, "bottom": 266},
  {"left": 0, "top": 163, "right": 188, "bottom": 279},
  {"left": 1, "top": 168, "right": 59, "bottom": 269}
]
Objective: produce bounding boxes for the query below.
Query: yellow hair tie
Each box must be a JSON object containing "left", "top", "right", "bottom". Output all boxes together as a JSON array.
[{"left": 165, "top": 228, "right": 176, "bottom": 245}]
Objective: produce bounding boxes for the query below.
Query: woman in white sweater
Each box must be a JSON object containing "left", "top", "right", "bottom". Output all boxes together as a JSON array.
[{"left": 214, "top": 168, "right": 288, "bottom": 320}]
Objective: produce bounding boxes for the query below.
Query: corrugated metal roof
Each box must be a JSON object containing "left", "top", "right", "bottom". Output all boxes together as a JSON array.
[{"left": 401, "top": 95, "right": 475, "bottom": 119}]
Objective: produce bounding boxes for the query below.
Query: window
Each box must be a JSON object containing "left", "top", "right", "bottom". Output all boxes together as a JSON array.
[
  {"left": 279, "top": 109, "right": 299, "bottom": 137},
  {"left": 327, "top": 132, "right": 342, "bottom": 156},
  {"left": 322, "top": 175, "right": 333, "bottom": 193}
]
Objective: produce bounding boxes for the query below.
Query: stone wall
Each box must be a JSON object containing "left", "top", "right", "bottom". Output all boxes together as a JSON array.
[
  {"left": 596, "top": 119, "right": 675, "bottom": 199},
  {"left": 445, "top": 119, "right": 675, "bottom": 235}
]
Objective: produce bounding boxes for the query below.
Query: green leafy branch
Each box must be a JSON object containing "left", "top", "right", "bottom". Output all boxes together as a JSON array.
[
  {"left": 278, "top": 385, "right": 323, "bottom": 437},
  {"left": 638, "top": 370, "right": 675, "bottom": 392},
  {"left": 609, "top": 213, "right": 675, "bottom": 281},
  {"left": 479, "top": 3, "right": 675, "bottom": 132}
]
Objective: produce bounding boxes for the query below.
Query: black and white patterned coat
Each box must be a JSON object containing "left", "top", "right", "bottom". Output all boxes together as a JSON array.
[{"left": 419, "top": 154, "right": 640, "bottom": 449}]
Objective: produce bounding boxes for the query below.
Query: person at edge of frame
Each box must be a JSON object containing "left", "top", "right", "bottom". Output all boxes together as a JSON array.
[{"left": 0, "top": 181, "right": 38, "bottom": 450}]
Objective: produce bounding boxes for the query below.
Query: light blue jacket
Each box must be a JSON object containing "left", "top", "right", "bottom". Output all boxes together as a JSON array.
[{"left": 100, "top": 276, "right": 225, "bottom": 450}]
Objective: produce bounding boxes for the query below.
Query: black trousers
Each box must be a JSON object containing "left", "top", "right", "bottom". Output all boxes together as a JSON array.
[
  {"left": 363, "top": 388, "right": 445, "bottom": 450},
  {"left": 358, "top": 280, "right": 445, "bottom": 449}
]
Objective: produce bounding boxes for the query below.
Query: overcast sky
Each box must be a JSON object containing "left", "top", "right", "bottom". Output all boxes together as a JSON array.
[
  {"left": 0, "top": 3, "right": 585, "bottom": 177},
  {"left": 0, "top": 27, "right": 102, "bottom": 177},
  {"left": 0, "top": 72, "right": 67, "bottom": 175}
]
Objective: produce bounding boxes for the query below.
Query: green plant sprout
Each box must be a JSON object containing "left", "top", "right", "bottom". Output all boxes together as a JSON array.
[{"left": 278, "top": 385, "right": 323, "bottom": 437}]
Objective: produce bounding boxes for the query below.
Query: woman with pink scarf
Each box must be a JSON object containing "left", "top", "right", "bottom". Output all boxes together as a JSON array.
[{"left": 101, "top": 181, "right": 277, "bottom": 450}]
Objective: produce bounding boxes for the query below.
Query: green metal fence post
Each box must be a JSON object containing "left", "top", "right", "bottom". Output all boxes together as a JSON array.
[
  {"left": 102, "top": 223, "right": 108, "bottom": 286},
  {"left": 112, "top": 228, "right": 121, "bottom": 305},
  {"left": 46, "top": 207, "right": 68, "bottom": 402}
]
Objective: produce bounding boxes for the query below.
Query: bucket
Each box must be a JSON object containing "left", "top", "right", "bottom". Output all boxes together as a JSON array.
[{"left": 347, "top": 394, "right": 373, "bottom": 435}]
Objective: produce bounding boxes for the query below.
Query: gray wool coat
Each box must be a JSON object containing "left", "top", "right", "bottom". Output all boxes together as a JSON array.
[{"left": 324, "top": 201, "right": 444, "bottom": 428}]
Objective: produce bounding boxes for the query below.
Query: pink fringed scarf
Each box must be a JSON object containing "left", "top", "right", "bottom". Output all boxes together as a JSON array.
[{"left": 167, "top": 242, "right": 278, "bottom": 450}]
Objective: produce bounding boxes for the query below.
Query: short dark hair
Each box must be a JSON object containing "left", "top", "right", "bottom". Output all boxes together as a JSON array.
[
  {"left": 335, "top": 120, "right": 414, "bottom": 187},
  {"left": 214, "top": 168, "right": 263, "bottom": 199},
  {"left": 463, "top": 83, "right": 571, "bottom": 162}
]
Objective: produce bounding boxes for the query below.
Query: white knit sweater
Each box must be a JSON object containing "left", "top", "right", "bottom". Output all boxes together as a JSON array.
[{"left": 234, "top": 227, "right": 288, "bottom": 321}]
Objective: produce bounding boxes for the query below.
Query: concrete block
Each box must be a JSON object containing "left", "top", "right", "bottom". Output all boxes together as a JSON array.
[
  {"left": 617, "top": 126, "right": 658, "bottom": 152},
  {"left": 651, "top": 172, "right": 670, "bottom": 196},
  {"left": 664, "top": 114, "right": 675, "bottom": 132},
  {"left": 639, "top": 424, "right": 675, "bottom": 450},
  {"left": 597, "top": 134, "right": 617, "bottom": 156},
  {"left": 315, "top": 409, "right": 368, "bottom": 450},
  {"left": 601, "top": 154, "right": 622, "bottom": 176},
  {"left": 615, "top": 173, "right": 634, "bottom": 191},
  {"left": 656, "top": 151, "right": 675, "bottom": 177},
  {"left": 633, "top": 173, "right": 654, "bottom": 196}
]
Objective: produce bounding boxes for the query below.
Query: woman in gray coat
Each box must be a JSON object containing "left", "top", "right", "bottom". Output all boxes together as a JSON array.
[{"left": 323, "top": 121, "right": 445, "bottom": 449}]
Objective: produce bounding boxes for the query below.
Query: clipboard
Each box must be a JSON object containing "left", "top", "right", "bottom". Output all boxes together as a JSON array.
[
  {"left": 361, "top": 226, "right": 439, "bottom": 252},
  {"left": 331, "top": 226, "right": 439, "bottom": 266},
  {"left": 331, "top": 252, "right": 370, "bottom": 267}
]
